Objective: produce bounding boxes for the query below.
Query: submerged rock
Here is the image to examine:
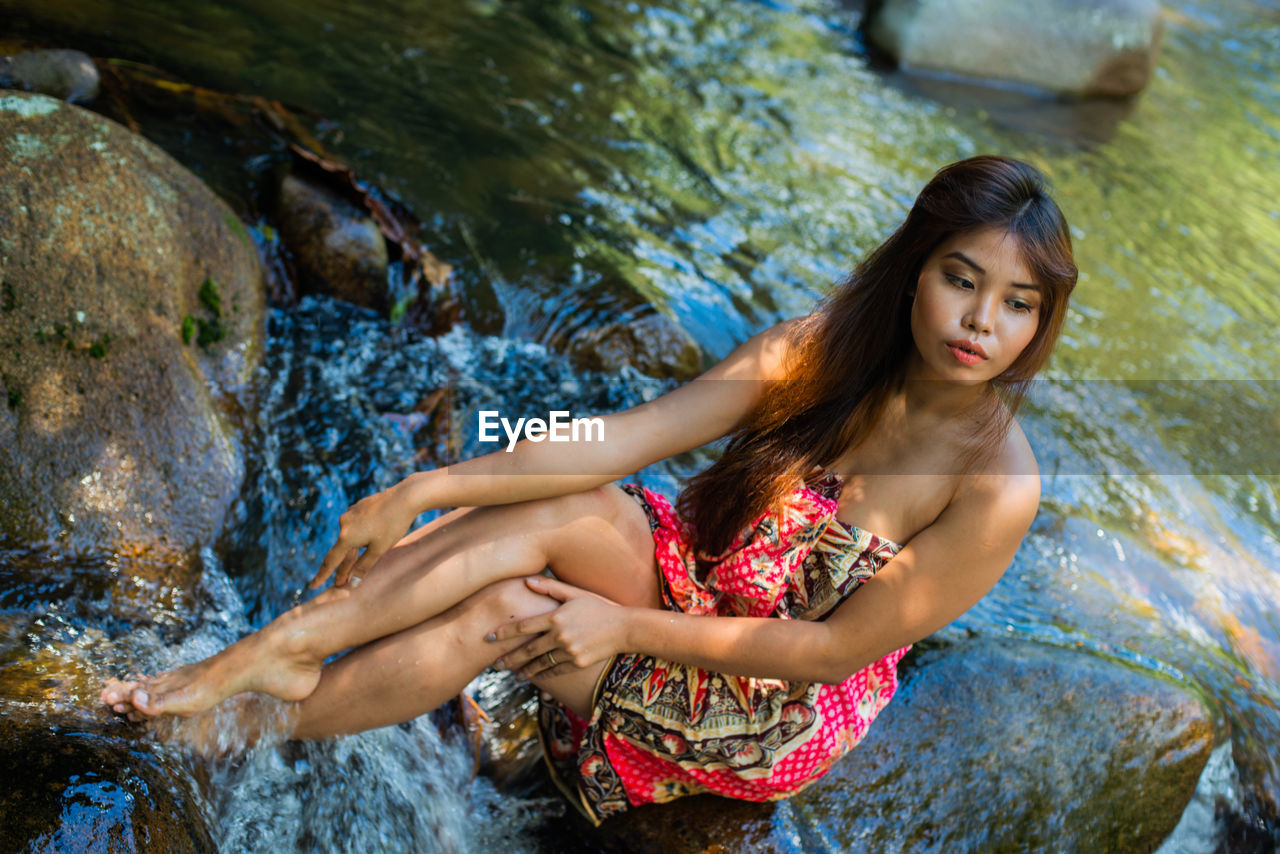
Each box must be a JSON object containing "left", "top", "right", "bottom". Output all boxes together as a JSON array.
[
  {"left": 553, "top": 639, "right": 1213, "bottom": 852},
  {"left": 0, "top": 90, "right": 266, "bottom": 555},
  {"left": 0, "top": 717, "right": 215, "bottom": 853},
  {"left": 0, "top": 49, "right": 99, "bottom": 103},
  {"left": 275, "top": 172, "right": 391, "bottom": 313},
  {"left": 866, "top": 0, "right": 1165, "bottom": 97},
  {"left": 567, "top": 311, "right": 702, "bottom": 382}
]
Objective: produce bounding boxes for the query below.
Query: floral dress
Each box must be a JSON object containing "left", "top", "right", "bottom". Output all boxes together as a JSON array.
[{"left": 537, "top": 472, "right": 909, "bottom": 825}]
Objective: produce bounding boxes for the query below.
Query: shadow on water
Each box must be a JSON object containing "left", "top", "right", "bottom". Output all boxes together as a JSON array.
[{"left": 2, "top": 0, "right": 1279, "bottom": 849}]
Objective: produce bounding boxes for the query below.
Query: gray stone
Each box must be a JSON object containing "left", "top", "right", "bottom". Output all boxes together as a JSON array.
[
  {"left": 0, "top": 49, "right": 100, "bottom": 104},
  {"left": 867, "top": 0, "right": 1165, "bottom": 97},
  {"left": 0, "top": 91, "right": 266, "bottom": 555}
]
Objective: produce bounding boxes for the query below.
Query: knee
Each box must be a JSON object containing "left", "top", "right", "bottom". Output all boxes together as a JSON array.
[
  {"left": 532, "top": 485, "right": 615, "bottom": 528},
  {"left": 470, "top": 576, "right": 555, "bottom": 624}
]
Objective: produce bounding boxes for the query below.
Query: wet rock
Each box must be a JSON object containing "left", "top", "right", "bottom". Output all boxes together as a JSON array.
[
  {"left": 472, "top": 676, "right": 547, "bottom": 794},
  {"left": 0, "top": 716, "right": 215, "bottom": 853},
  {"left": 0, "top": 91, "right": 266, "bottom": 555},
  {"left": 866, "top": 0, "right": 1165, "bottom": 97},
  {"left": 566, "top": 311, "right": 702, "bottom": 382},
  {"left": 0, "top": 49, "right": 99, "bottom": 104},
  {"left": 275, "top": 173, "right": 390, "bottom": 313},
  {"left": 551, "top": 639, "right": 1213, "bottom": 852}
]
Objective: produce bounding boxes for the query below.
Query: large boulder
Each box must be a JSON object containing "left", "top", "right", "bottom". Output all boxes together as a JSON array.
[
  {"left": 866, "top": 0, "right": 1165, "bottom": 97},
  {"left": 0, "top": 90, "right": 266, "bottom": 555},
  {"left": 0, "top": 717, "right": 215, "bottom": 853},
  {"left": 551, "top": 639, "right": 1214, "bottom": 852},
  {"left": 0, "top": 548, "right": 218, "bottom": 852}
]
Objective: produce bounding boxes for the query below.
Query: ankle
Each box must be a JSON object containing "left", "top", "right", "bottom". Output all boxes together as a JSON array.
[{"left": 262, "top": 612, "right": 322, "bottom": 666}]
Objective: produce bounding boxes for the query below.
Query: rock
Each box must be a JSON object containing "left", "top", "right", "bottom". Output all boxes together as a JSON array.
[
  {"left": 0, "top": 716, "right": 215, "bottom": 853},
  {"left": 866, "top": 0, "right": 1165, "bottom": 97},
  {"left": 275, "top": 173, "right": 390, "bottom": 313},
  {"left": 0, "top": 91, "right": 266, "bottom": 555},
  {"left": 0, "top": 49, "right": 99, "bottom": 104},
  {"left": 566, "top": 311, "right": 702, "bottom": 381},
  {"left": 549, "top": 639, "right": 1213, "bottom": 852},
  {"left": 473, "top": 678, "right": 547, "bottom": 794}
]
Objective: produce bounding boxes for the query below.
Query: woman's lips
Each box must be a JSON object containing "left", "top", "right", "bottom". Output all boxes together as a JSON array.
[{"left": 946, "top": 339, "right": 988, "bottom": 365}]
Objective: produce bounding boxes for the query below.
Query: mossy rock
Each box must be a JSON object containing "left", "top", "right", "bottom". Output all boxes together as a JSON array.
[{"left": 0, "top": 91, "right": 266, "bottom": 555}]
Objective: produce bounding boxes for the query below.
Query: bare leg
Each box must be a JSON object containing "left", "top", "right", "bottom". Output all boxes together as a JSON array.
[
  {"left": 291, "top": 577, "right": 606, "bottom": 739},
  {"left": 101, "top": 484, "right": 657, "bottom": 719}
]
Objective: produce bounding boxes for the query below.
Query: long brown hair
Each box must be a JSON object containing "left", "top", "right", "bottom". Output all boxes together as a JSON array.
[{"left": 677, "top": 155, "right": 1077, "bottom": 559}]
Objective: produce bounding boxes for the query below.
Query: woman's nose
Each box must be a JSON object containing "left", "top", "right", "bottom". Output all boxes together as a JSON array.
[{"left": 962, "top": 298, "right": 995, "bottom": 335}]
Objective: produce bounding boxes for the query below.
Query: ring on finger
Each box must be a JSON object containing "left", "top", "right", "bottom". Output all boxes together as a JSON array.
[{"left": 546, "top": 651, "right": 556, "bottom": 666}]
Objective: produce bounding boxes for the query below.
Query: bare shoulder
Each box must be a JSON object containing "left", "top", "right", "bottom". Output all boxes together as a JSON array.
[
  {"left": 955, "top": 416, "right": 1041, "bottom": 526},
  {"left": 747, "top": 316, "right": 806, "bottom": 382}
]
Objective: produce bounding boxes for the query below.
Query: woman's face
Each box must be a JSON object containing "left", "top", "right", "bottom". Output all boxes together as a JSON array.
[{"left": 908, "top": 227, "right": 1042, "bottom": 384}]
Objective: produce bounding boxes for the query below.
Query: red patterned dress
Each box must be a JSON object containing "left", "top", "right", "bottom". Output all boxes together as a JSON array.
[{"left": 537, "top": 472, "right": 910, "bottom": 824}]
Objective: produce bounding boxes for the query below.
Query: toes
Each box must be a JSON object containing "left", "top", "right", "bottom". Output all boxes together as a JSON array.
[{"left": 132, "top": 688, "right": 161, "bottom": 715}]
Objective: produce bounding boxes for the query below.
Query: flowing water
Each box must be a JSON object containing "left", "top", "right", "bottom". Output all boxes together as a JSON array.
[{"left": 2, "top": 0, "right": 1278, "bottom": 850}]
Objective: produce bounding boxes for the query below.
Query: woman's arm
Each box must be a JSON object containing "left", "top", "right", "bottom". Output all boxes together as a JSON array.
[
  {"left": 312, "top": 319, "right": 800, "bottom": 587},
  {"left": 497, "top": 466, "right": 1041, "bottom": 684},
  {"left": 398, "top": 316, "right": 801, "bottom": 513}
]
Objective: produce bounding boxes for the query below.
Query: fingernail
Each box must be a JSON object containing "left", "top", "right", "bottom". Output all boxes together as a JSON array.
[
  {"left": 494, "top": 659, "right": 505, "bottom": 670},
  {"left": 484, "top": 632, "right": 496, "bottom": 642}
]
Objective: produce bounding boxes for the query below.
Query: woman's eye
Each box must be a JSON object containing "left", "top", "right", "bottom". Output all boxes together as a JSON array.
[
  {"left": 1008, "top": 300, "right": 1034, "bottom": 313},
  {"left": 945, "top": 273, "right": 974, "bottom": 289}
]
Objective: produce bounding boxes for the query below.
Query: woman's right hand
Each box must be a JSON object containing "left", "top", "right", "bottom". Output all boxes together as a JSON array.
[{"left": 309, "top": 480, "right": 421, "bottom": 589}]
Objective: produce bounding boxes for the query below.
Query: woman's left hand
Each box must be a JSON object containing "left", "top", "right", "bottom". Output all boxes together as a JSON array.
[{"left": 487, "top": 577, "right": 630, "bottom": 681}]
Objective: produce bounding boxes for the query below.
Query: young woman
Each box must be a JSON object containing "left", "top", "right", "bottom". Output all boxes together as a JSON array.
[{"left": 102, "top": 155, "right": 1076, "bottom": 824}]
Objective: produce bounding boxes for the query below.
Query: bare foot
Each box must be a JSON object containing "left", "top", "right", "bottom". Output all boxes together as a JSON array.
[
  {"left": 101, "top": 677, "right": 148, "bottom": 722},
  {"left": 103, "top": 630, "right": 322, "bottom": 721}
]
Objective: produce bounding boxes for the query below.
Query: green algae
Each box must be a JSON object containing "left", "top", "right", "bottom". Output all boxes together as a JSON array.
[
  {"left": 183, "top": 278, "right": 228, "bottom": 347},
  {"left": 195, "top": 316, "right": 225, "bottom": 346},
  {"left": 88, "top": 333, "right": 112, "bottom": 359},
  {"left": 223, "top": 211, "right": 250, "bottom": 245},
  {"left": 198, "top": 277, "right": 223, "bottom": 317}
]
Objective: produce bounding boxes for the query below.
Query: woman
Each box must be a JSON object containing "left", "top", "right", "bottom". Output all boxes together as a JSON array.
[{"left": 102, "top": 155, "right": 1076, "bottom": 824}]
